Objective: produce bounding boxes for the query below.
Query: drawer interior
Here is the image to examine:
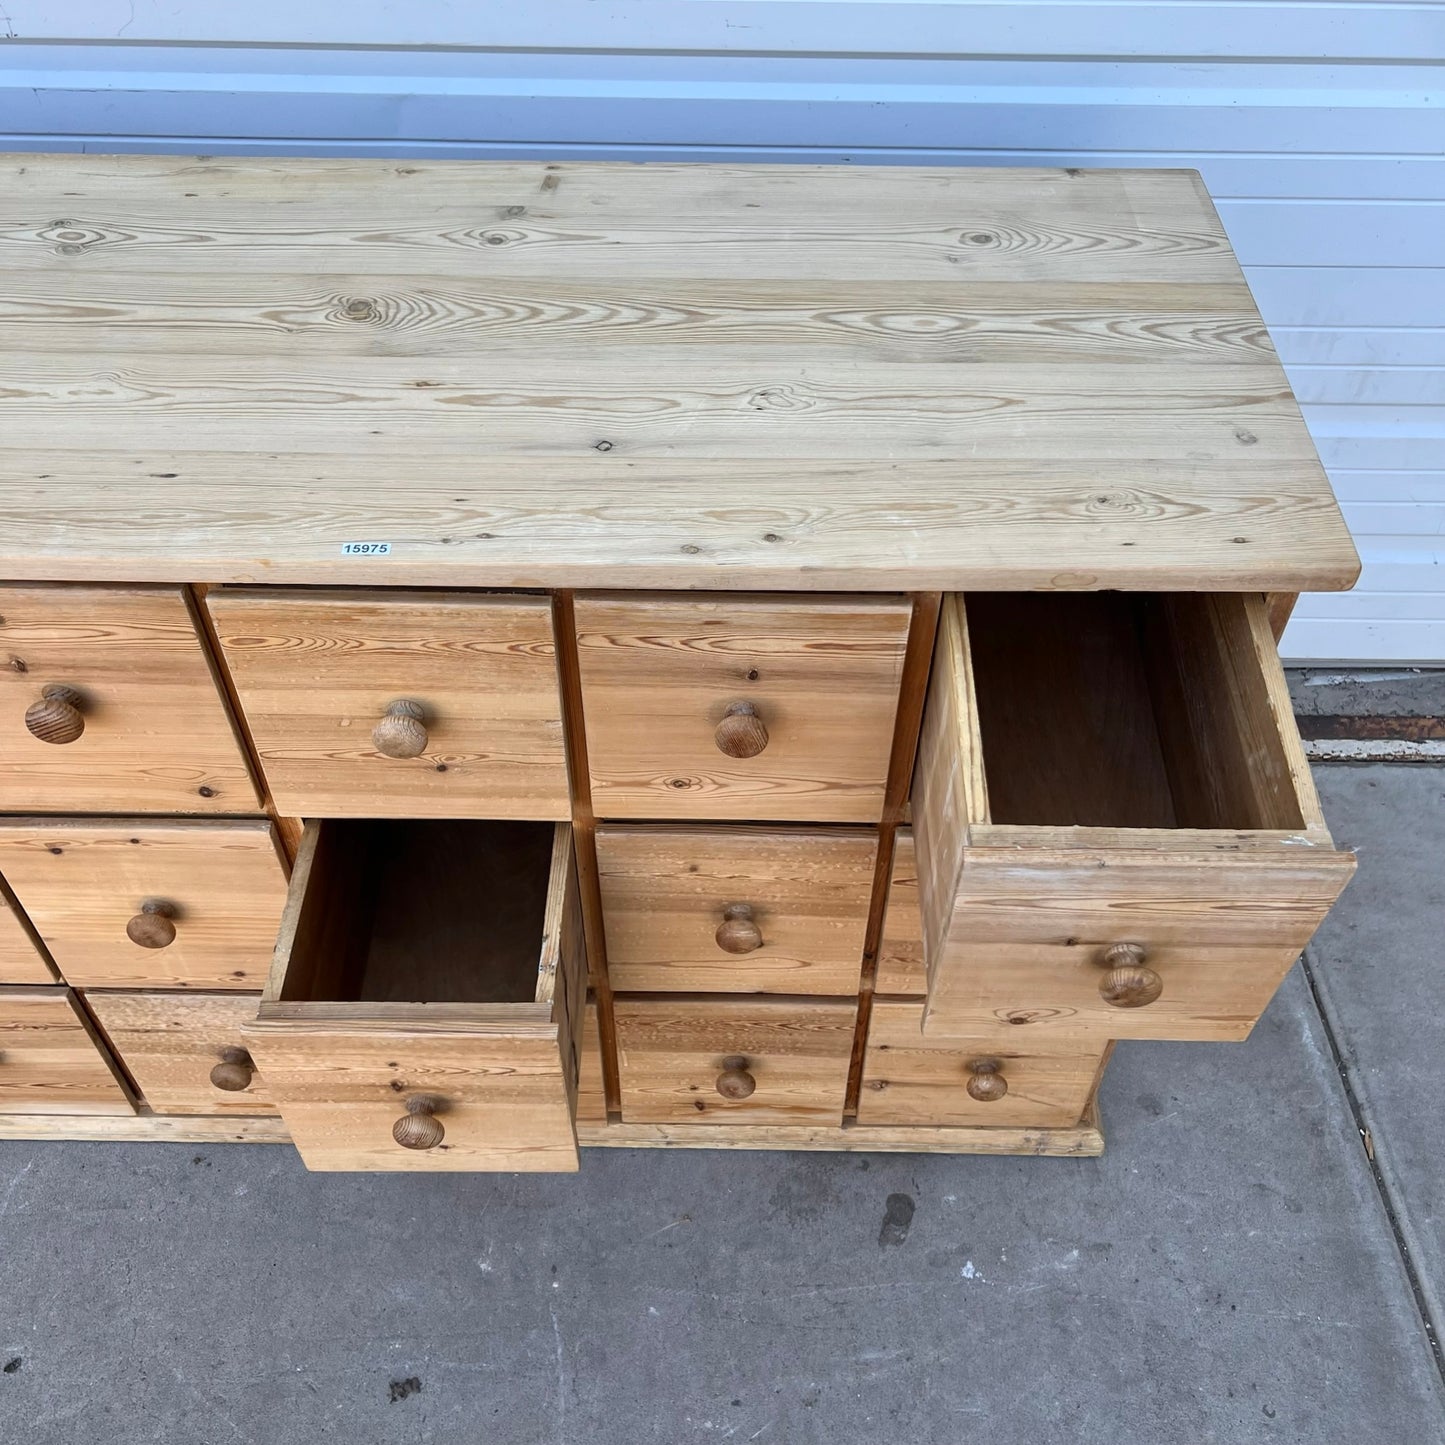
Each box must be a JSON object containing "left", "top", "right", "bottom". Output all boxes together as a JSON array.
[
  {"left": 276, "top": 819, "right": 561, "bottom": 1007},
  {"left": 962, "top": 591, "right": 1309, "bottom": 833}
]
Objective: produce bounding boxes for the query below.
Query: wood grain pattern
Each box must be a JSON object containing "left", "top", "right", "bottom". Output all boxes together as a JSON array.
[
  {"left": 614, "top": 998, "right": 855, "bottom": 1126},
  {"left": 0, "top": 584, "right": 259, "bottom": 813},
  {"left": 206, "top": 589, "right": 569, "bottom": 820},
  {"left": 596, "top": 825, "right": 876, "bottom": 995},
  {"left": 858, "top": 1000, "right": 1105, "bottom": 1127},
  {"left": 245, "top": 821, "right": 585, "bottom": 1171},
  {"left": 576, "top": 999, "right": 607, "bottom": 1125},
  {"left": 0, "top": 874, "right": 55, "bottom": 985},
  {"left": 874, "top": 830, "right": 926, "bottom": 998},
  {"left": 85, "top": 990, "right": 278, "bottom": 1116},
  {"left": 576, "top": 593, "right": 910, "bottom": 822},
  {"left": 914, "top": 589, "right": 1355, "bottom": 1043},
  {"left": 0, "top": 820, "right": 289, "bottom": 991},
  {"left": 0, "top": 158, "right": 1356, "bottom": 594},
  {"left": 0, "top": 987, "right": 134, "bottom": 1115},
  {"left": 0, "top": 1108, "right": 289, "bottom": 1143}
]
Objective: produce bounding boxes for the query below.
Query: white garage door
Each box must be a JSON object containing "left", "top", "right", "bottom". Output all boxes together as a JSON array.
[{"left": 2, "top": 1, "right": 1441, "bottom": 662}]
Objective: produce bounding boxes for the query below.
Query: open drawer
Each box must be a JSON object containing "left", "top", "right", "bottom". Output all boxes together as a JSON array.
[
  {"left": 913, "top": 592, "right": 1355, "bottom": 1044},
  {"left": 242, "top": 819, "right": 585, "bottom": 1171}
]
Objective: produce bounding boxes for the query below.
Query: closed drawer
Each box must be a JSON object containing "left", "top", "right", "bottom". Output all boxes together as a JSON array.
[
  {"left": 0, "top": 987, "right": 133, "bottom": 1115},
  {"left": 914, "top": 592, "right": 1356, "bottom": 1044},
  {"left": 242, "top": 818, "right": 585, "bottom": 1172},
  {"left": 575, "top": 593, "right": 910, "bottom": 822},
  {"left": 857, "top": 1001, "right": 1107, "bottom": 1128},
  {"left": 86, "top": 991, "right": 277, "bottom": 1116},
  {"left": 615, "top": 998, "right": 854, "bottom": 1125},
  {"left": 597, "top": 825, "right": 875, "bottom": 995},
  {"left": 207, "top": 589, "right": 570, "bottom": 820},
  {"left": 0, "top": 877, "right": 54, "bottom": 985},
  {"left": 0, "top": 584, "right": 257, "bottom": 813},
  {"left": 0, "top": 820, "right": 289, "bottom": 990}
]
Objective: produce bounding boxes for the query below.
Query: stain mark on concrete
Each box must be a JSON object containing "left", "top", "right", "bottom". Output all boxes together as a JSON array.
[
  {"left": 388, "top": 1376, "right": 422, "bottom": 1403},
  {"left": 3, "top": 1358, "right": 21, "bottom": 1375},
  {"left": 878, "top": 1192, "right": 915, "bottom": 1247}
]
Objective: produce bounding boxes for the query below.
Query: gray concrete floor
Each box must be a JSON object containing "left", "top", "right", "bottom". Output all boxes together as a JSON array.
[{"left": 2, "top": 764, "right": 1443, "bottom": 1444}]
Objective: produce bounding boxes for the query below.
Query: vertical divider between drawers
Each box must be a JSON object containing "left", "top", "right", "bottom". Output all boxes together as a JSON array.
[
  {"left": 844, "top": 592, "right": 943, "bottom": 1119},
  {"left": 183, "top": 582, "right": 299, "bottom": 872},
  {"left": 552, "top": 590, "right": 623, "bottom": 1120}
]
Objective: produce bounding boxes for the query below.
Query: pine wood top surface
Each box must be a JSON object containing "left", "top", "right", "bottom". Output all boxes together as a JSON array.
[{"left": 0, "top": 154, "right": 1356, "bottom": 591}]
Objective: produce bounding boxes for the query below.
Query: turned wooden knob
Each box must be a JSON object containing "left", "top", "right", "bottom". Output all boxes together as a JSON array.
[
  {"left": 392, "top": 1095, "right": 445, "bottom": 1150},
  {"left": 126, "top": 899, "right": 177, "bottom": 949},
  {"left": 209, "top": 1046, "right": 255, "bottom": 1093},
  {"left": 1096, "top": 942, "right": 1163, "bottom": 1008},
  {"left": 714, "top": 701, "right": 768, "bottom": 759},
  {"left": 372, "top": 699, "right": 428, "bottom": 759},
  {"left": 966, "top": 1057, "right": 1008, "bottom": 1103},
  {"left": 715, "top": 903, "right": 763, "bottom": 955},
  {"left": 715, "top": 1055, "right": 757, "bottom": 1101},
  {"left": 24, "top": 684, "right": 85, "bottom": 745}
]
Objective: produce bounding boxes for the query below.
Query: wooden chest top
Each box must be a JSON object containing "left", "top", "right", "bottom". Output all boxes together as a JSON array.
[{"left": 0, "top": 154, "right": 1355, "bottom": 592}]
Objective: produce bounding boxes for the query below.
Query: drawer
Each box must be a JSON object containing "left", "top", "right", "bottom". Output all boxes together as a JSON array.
[
  {"left": 575, "top": 593, "right": 910, "bottom": 822},
  {"left": 206, "top": 589, "right": 570, "bottom": 820},
  {"left": 857, "top": 1001, "right": 1107, "bottom": 1128},
  {"left": 242, "top": 818, "right": 585, "bottom": 1171},
  {"left": 0, "top": 820, "right": 289, "bottom": 991},
  {"left": 0, "top": 987, "right": 133, "bottom": 1115},
  {"left": 596, "top": 825, "right": 875, "bottom": 995},
  {"left": 86, "top": 991, "right": 278, "bottom": 1116},
  {"left": 875, "top": 828, "right": 925, "bottom": 998},
  {"left": 0, "top": 876, "right": 54, "bottom": 985},
  {"left": 913, "top": 592, "right": 1356, "bottom": 1044},
  {"left": 614, "top": 998, "right": 854, "bottom": 1125},
  {"left": 0, "top": 584, "right": 258, "bottom": 813}
]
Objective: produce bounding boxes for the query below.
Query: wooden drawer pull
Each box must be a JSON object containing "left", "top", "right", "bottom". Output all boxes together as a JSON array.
[
  {"left": 715, "top": 1054, "right": 757, "bottom": 1101},
  {"left": 24, "top": 684, "right": 85, "bottom": 745},
  {"left": 965, "top": 1057, "right": 1008, "bottom": 1103},
  {"left": 715, "top": 902, "right": 763, "bottom": 955},
  {"left": 372, "top": 699, "right": 429, "bottom": 759},
  {"left": 393, "top": 1094, "right": 445, "bottom": 1150},
  {"left": 714, "top": 701, "right": 768, "bottom": 759},
  {"left": 126, "top": 899, "right": 177, "bottom": 950},
  {"left": 209, "top": 1046, "right": 255, "bottom": 1093},
  {"left": 1097, "top": 942, "right": 1163, "bottom": 1008}
]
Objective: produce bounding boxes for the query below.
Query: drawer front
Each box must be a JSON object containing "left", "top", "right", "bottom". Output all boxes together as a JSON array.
[
  {"left": 597, "top": 826, "right": 875, "bottom": 995},
  {"left": 876, "top": 829, "right": 925, "bottom": 998},
  {"left": 615, "top": 999, "right": 855, "bottom": 1125},
  {"left": 914, "top": 592, "right": 1356, "bottom": 1044},
  {"left": 0, "top": 988, "right": 133, "bottom": 1115},
  {"left": 241, "top": 1025, "right": 580, "bottom": 1172},
  {"left": 0, "top": 585, "right": 258, "bottom": 813},
  {"left": 207, "top": 589, "right": 570, "bottom": 820},
  {"left": 922, "top": 850, "right": 1354, "bottom": 1043},
  {"left": 0, "top": 821, "right": 289, "bottom": 991},
  {"left": 576, "top": 594, "right": 910, "bottom": 822},
  {"left": 858, "top": 1001, "right": 1105, "bottom": 1127},
  {"left": 0, "top": 879, "right": 54, "bottom": 985},
  {"left": 86, "top": 991, "right": 277, "bottom": 1116}
]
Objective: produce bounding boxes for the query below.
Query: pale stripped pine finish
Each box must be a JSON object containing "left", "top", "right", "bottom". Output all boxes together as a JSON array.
[
  {"left": 0, "top": 876, "right": 54, "bottom": 985},
  {"left": 205, "top": 589, "right": 570, "bottom": 821},
  {"left": 857, "top": 1001, "right": 1108, "bottom": 1129},
  {"left": 614, "top": 998, "right": 856, "bottom": 1126},
  {"left": 85, "top": 991, "right": 278, "bottom": 1116},
  {"left": 596, "top": 825, "right": 876, "bottom": 995},
  {"left": 913, "top": 593, "right": 1355, "bottom": 1044},
  {"left": 243, "top": 822, "right": 586, "bottom": 1172},
  {"left": 0, "top": 158, "right": 1356, "bottom": 595},
  {"left": 0, "top": 987, "right": 133, "bottom": 1115},
  {"left": 0, "top": 820, "right": 289, "bottom": 991},
  {"left": 0, "top": 585, "right": 258, "bottom": 814},
  {"left": 575, "top": 594, "right": 911, "bottom": 822},
  {"left": 874, "top": 828, "right": 926, "bottom": 998}
]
